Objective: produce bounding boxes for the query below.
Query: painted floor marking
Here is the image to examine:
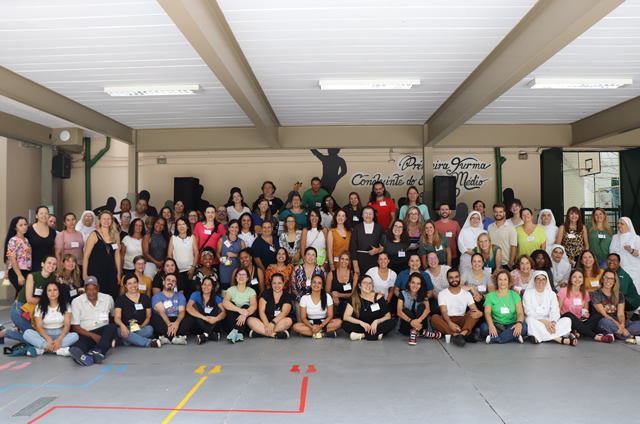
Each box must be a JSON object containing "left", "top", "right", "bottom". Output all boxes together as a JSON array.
[{"left": 0, "top": 376, "right": 102, "bottom": 395}]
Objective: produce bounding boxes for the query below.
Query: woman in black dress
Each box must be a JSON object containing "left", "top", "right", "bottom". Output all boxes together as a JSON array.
[
  {"left": 83, "top": 211, "right": 121, "bottom": 301},
  {"left": 27, "top": 206, "right": 56, "bottom": 272},
  {"left": 349, "top": 205, "right": 384, "bottom": 278}
]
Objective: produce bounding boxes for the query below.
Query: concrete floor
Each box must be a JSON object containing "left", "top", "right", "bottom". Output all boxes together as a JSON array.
[{"left": 0, "top": 302, "right": 637, "bottom": 424}]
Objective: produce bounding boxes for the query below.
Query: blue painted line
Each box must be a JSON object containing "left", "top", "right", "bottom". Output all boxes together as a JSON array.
[
  {"left": 114, "top": 365, "right": 128, "bottom": 373},
  {"left": 0, "top": 375, "right": 102, "bottom": 395},
  {"left": 100, "top": 365, "right": 114, "bottom": 373}
]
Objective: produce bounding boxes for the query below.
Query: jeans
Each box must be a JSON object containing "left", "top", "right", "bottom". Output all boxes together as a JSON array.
[
  {"left": 23, "top": 328, "right": 79, "bottom": 349},
  {"left": 117, "top": 325, "right": 154, "bottom": 347},
  {"left": 481, "top": 321, "right": 529, "bottom": 344},
  {"left": 11, "top": 301, "right": 31, "bottom": 332},
  {"left": 597, "top": 317, "right": 640, "bottom": 340},
  {"left": 597, "top": 259, "right": 607, "bottom": 269},
  {"left": 72, "top": 323, "right": 118, "bottom": 354}
]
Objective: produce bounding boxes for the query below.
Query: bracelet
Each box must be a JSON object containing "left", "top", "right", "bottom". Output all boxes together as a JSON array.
[{"left": 270, "top": 320, "right": 276, "bottom": 325}]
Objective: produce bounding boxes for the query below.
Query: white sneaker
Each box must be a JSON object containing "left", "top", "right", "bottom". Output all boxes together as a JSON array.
[
  {"left": 159, "top": 335, "right": 171, "bottom": 345},
  {"left": 56, "top": 347, "right": 71, "bottom": 356},
  {"left": 517, "top": 335, "right": 524, "bottom": 344},
  {"left": 350, "top": 332, "right": 363, "bottom": 341},
  {"left": 486, "top": 335, "right": 491, "bottom": 344},
  {"left": 28, "top": 347, "right": 45, "bottom": 356},
  {"left": 172, "top": 335, "right": 187, "bottom": 345}
]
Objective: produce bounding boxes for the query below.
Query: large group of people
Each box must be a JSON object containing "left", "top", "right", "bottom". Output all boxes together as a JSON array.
[{"left": 3, "top": 179, "right": 640, "bottom": 366}]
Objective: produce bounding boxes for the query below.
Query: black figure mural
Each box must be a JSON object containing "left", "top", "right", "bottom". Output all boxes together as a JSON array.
[{"left": 310, "top": 149, "right": 347, "bottom": 195}]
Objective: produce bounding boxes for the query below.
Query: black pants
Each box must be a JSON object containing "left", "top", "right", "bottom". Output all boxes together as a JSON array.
[
  {"left": 190, "top": 303, "right": 222, "bottom": 335},
  {"left": 398, "top": 304, "right": 427, "bottom": 335},
  {"left": 561, "top": 310, "right": 602, "bottom": 339},
  {"left": 429, "top": 298, "right": 441, "bottom": 316},
  {"left": 180, "top": 271, "right": 194, "bottom": 301},
  {"left": 8, "top": 268, "right": 29, "bottom": 299},
  {"left": 226, "top": 304, "right": 250, "bottom": 333},
  {"left": 150, "top": 314, "right": 194, "bottom": 337},
  {"left": 72, "top": 323, "right": 118, "bottom": 354},
  {"left": 342, "top": 318, "right": 396, "bottom": 340}
]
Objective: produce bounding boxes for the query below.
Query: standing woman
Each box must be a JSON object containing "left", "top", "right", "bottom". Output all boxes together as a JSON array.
[
  {"left": 345, "top": 192, "right": 363, "bottom": 226},
  {"left": 120, "top": 255, "right": 152, "bottom": 297},
  {"left": 217, "top": 219, "right": 245, "bottom": 293},
  {"left": 507, "top": 199, "right": 524, "bottom": 227},
  {"left": 83, "top": 211, "right": 121, "bottom": 301},
  {"left": 457, "top": 211, "right": 484, "bottom": 272},
  {"left": 588, "top": 207, "right": 613, "bottom": 269},
  {"left": 555, "top": 206, "right": 588, "bottom": 264},
  {"left": 173, "top": 200, "right": 186, "bottom": 221},
  {"left": 550, "top": 245, "right": 571, "bottom": 290},
  {"left": 238, "top": 212, "right": 258, "bottom": 248},
  {"left": 222, "top": 267, "right": 257, "bottom": 343},
  {"left": 326, "top": 251, "right": 355, "bottom": 318},
  {"left": 531, "top": 249, "right": 554, "bottom": 290},
  {"left": 537, "top": 209, "right": 558, "bottom": 257},
  {"left": 4, "top": 216, "right": 32, "bottom": 299},
  {"left": 609, "top": 217, "right": 640, "bottom": 293},
  {"left": 473, "top": 232, "right": 502, "bottom": 273},
  {"left": 419, "top": 219, "right": 451, "bottom": 267},
  {"left": 292, "top": 247, "right": 326, "bottom": 313},
  {"left": 381, "top": 220, "right": 411, "bottom": 274},
  {"left": 159, "top": 206, "right": 175, "bottom": 234},
  {"left": 247, "top": 273, "right": 293, "bottom": 339},
  {"left": 57, "top": 253, "right": 83, "bottom": 301},
  {"left": 278, "top": 193, "right": 307, "bottom": 230},
  {"left": 120, "top": 218, "right": 146, "bottom": 275},
  {"left": 327, "top": 208, "right": 352, "bottom": 272},
  {"left": 193, "top": 205, "right": 225, "bottom": 266},
  {"left": 186, "top": 210, "right": 199, "bottom": 234},
  {"left": 350, "top": 205, "right": 385, "bottom": 278},
  {"left": 114, "top": 274, "right": 159, "bottom": 348},
  {"left": 320, "top": 194, "right": 339, "bottom": 229},
  {"left": 265, "top": 247, "right": 295, "bottom": 291},
  {"left": 403, "top": 206, "right": 423, "bottom": 253},
  {"left": 578, "top": 250, "right": 603, "bottom": 292},
  {"left": 300, "top": 209, "right": 328, "bottom": 267},
  {"left": 515, "top": 208, "right": 547, "bottom": 258},
  {"left": 27, "top": 206, "right": 56, "bottom": 272},
  {"left": 342, "top": 275, "right": 396, "bottom": 341},
  {"left": 461, "top": 252, "right": 495, "bottom": 306},
  {"left": 54, "top": 213, "right": 84, "bottom": 269},
  {"left": 398, "top": 186, "right": 430, "bottom": 221},
  {"left": 279, "top": 215, "right": 302, "bottom": 264},
  {"left": 292, "top": 274, "right": 342, "bottom": 338},
  {"left": 141, "top": 217, "right": 169, "bottom": 279},
  {"left": 251, "top": 197, "right": 274, "bottom": 234},
  {"left": 225, "top": 187, "right": 251, "bottom": 221},
  {"left": 167, "top": 217, "right": 199, "bottom": 286},
  {"left": 75, "top": 210, "right": 96, "bottom": 243},
  {"left": 252, "top": 221, "right": 280, "bottom": 271}
]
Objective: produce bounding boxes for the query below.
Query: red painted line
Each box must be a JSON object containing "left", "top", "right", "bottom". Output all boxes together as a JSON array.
[
  {"left": 305, "top": 365, "right": 316, "bottom": 374},
  {"left": 28, "top": 376, "right": 309, "bottom": 423},
  {"left": 290, "top": 365, "right": 300, "bottom": 373},
  {"left": 10, "top": 362, "right": 31, "bottom": 370},
  {"left": 0, "top": 361, "right": 17, "bottom": 370}
]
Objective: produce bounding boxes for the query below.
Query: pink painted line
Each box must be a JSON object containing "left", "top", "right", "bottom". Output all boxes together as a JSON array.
[
  {"left": 0, "top": 361, "right": 17, "bottom": 370},
  {"left": 10, "top": 362, "right": 31, "bottom": 370}
]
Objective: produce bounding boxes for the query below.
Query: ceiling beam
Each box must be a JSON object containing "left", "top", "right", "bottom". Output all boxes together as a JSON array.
[
  {"left": 0, "top": 111, "right": 51, "bottom": 145},
  {"left": 438, "top": 125, "right": 572, "bottom": 148},
  {"left": 572, "top": 96, "right": 640, "bottom": 146},
  {"left": 425, "top": 0, "right": 624, "bottom": 146},
  {"left": 0, "top": 67, "right": 133, "bottom": 144},
  {"left": 158, "top": 0, "right": 281, "bottom": 149}
]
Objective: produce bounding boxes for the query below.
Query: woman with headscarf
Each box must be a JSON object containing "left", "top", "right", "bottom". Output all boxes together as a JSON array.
[
  {"left": 457, "top": 211, "right": 484, "bottom": 272},
  {"left": 609, "top": 217, "right": 640, "bottom": 293},
  {"left": 550, "top": 245, "right": 571, "bottom": 291},
  {"left": 523, "top": 270, "right": 576, "bottom": 345},
  {"left": 75, "top": 210, "right": 96, "bottom": 244},
  {"left": 537, "top": 209, "right": 558, "bottom": 257}
]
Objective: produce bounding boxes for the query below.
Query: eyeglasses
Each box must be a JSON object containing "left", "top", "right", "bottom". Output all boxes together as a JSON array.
[
  {"left": 135, "top": 262, "right": 146, "bottom": 266},
  {"left": 602, "top": 276, "right": 614, "bottom": 281},
  {"left": 362, "top": 212, "right": 373, "bottom": 216},
  {"left": 427, "top": 258, "right": 439, "bottom": 262},
  {"left": 121, "top": 216, "right": 131, "bottom": 220},
  {"left": 236, "top": 274, "right": 248, "bottom": 278},
  {"left": 217, "top": 210, "right": 227, "bottom": 214},
  {"left": 408, "top": 213, "right": 419, "bottom": 216},
  {"left": 393, "top": 225, "right": 403, "bottom": 229},
  {"left": 361, "top": 282, "right": 373, "bottom": 286}
]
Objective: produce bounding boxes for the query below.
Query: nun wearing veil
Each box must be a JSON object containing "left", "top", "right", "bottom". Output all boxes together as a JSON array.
[
  {"left": 523, "top": 270, "right": 576, "bottom": 345},
  {"left": 537, "top": 209, "right": 558, "bottom": 257},
  {"left": 457, "top": 211, "right": 485, "bottom": 272},
  {"left": 75, "top": 210, "right": 96, "bottom": 243},
  {"left": 609, "top": 217, "right": 640, "bottom": 293},
  {"left": 550, "top": 245, "right": 571, "bottom": 291}
]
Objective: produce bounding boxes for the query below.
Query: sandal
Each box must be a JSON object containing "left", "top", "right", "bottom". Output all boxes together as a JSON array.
[{"left": 561, "top": 335, "right": 578, "bottom": 346}]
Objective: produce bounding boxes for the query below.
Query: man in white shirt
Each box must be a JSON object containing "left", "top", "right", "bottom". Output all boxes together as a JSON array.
[
  {"left": 487, "top": 203, "right": 518, "bottom": 270},
  {"left": 134, "top": 199, "right": 149, "bottom": 223},
  {"left": 430, "top": 268, "right": 483, "bottom": 347},
  {"left": 69, "top": 276, "right": 118, "bottom": 366}
]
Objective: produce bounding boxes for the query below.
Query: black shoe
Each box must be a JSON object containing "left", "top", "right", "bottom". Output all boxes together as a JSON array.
[
  {"left": 452, "top": 334, "right": 466, "bottom": 347},
  {"left": 324, "top": 331, "right": 337, "bottom": 338},
  {"left": 70, "top": 347, "right": 93, "bottom": 366},
  {"left": 631, "top": 314, "right": 640, "bottom": 322},
  {"left": 197, "top": 334, "right": 207, "bottom": 345},
  {"left": 275, "top": 331, "right": 290, "bottom": 339},
  {"left": 464, "top": 334, "right": 477, "bottom": 343},
  {"left": 88, "top": 349, "right": 105, "bottom": 364},
  {"left": 208, "top": 332, "right": 220, "bottom": 342}
]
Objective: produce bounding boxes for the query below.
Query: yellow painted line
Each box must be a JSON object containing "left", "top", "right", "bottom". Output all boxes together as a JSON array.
[
  {"left": 194, "top": 365, "right": 206, "bottom": 374},
  {"left": 208, "top": 365, "right": 221, "bottom": 374},
  {"left": 161, "top": 376, "right": 208, "bottom": 424}
]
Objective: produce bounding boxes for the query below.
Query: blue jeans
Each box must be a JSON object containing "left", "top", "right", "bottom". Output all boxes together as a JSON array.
[
  {"left": 597, "top": 259, "right": 608, "bottom": 269},
  {"left": 597, "top": 317, "right": 640, "bottom": 340},
  {"left": 481, "top": 321, "right": 528, "bottom": 344},
  {"left": 6, "top": 302, "right": 32, "bottom": 342},
  {"left": 117, "top": 325, "right": 154, "bottom": 347},
  {"left": 23, "top": 328, "right": 79, "bottom": 349}
]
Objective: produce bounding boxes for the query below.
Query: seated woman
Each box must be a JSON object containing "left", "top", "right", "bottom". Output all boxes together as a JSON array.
[
  {"left": 343, "top": 275, "right": 396, "bottom": 341},
  {"left": 523, "top": 270, "right": 576, "bottom": 345},
  {"left": 114, "top": 273, "right": 159, "bottom": 348},
  {"left": 231, "top": 248, "right": 265, "bottom": 296},
  {"left": 320, "top": 194, "right": 339, "bottom": 229},
  {"left": 531, "top": 249, "right": 554, "bottom": 291},
  {"left": 279, "top": 216, "right": 302, "bottom": 265},
  {"left": 473, "top": 232, "right": 501, "bottom": 273},
  {"left": 152, "top": 258, "right": 187, "bottom": 295},
  {"left": 403, "top": 206, "right": 423, "bottom": 254},
  {"left": 119, "top": 255, "right": 152, "bottom": 297},
  {"left": 592, "top": 269, "right": 640, "bottom": 341},
  {"left": 396, "top": 272, "right": 441, "bottom": 345},
  {"left": 186, "top": 276, "right": 226, "bottom": 344},
  {"left": 251, "top": 197, "right": 274, "bottom": 235},
  {"left": 425, "top": 251, "right": 451, "bottom": 297},
  {"left": 265, "top": 247, "right": 295, "bottom": 291},
  {"left": 247, "top": 273, "right": 294, "bottom": 339},
  {"left": 578, "top": 250, "right": 603, "bottom": 292},
  {"left": 278, "top": 193, "right": 308, "bottom": 230},
  {"left": 23, "top": 281, "right": 79, "bottom": 356},
  {"left": 510, "top": 254, "right": 534, "bottom": 295},
  {"left": 557, "top": 269, "right": 612, "bottom": 343},
  {"left": 222, "top": 267, "right": 257, "bottom": 343},
  {"left": 293, "top": 275, "right": 342, "bottom": 338},
  {"left": 191, "top": 248, "right": 218, "bottom": 294},
  {"left": 326, "top": 251, "right": 355, "bottom": 318},
  {"left": 550, "top": 245, "right": 571, "bottom": 291},
  {"left": 481, "top": 269, "right": 527, "bottom": 344},
  {"left": 365, "top": 253, "right": 397, "bottom": 309},
  {"left": 461, "top": 253, "right": 495, "bottom": 307},
  {"left": 381, "top": 220, "right": 411, "bottom": 274},
  {"left": 57, "top": 253, "right": 84, "bottom": 301}
]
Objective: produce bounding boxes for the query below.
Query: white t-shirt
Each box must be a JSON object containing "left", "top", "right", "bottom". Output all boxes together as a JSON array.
[
  {"left": 171, "top": 235, "right": 195, "bottom": 271},
  {"left": 122, "top": 235, "right": 143, "bottom": 270},
  {"left": 437, "top": 289, "right": 475, "bottom": 317},
  {"left": 365, "top": 267, "right": 397, "bottom": 295},
  {"left": 299, "top": 293, "right": 333, "bottom": 320},
  {"left": 34, "top": 304, "right": 69, "bottom": 330},
  {"left": 239, "top": 231, "right": 257, "bottom": 248}
]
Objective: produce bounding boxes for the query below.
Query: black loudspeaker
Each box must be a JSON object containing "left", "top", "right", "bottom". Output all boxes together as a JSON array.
[
  {"left": 174, "top": 177, "right": 200, "bottom": 211},
  {"left": 433, "top": 176, "right": 456, "bottom": 210},
  {"left": 52, "top": 155, "right": 71, "bottom": 179}
]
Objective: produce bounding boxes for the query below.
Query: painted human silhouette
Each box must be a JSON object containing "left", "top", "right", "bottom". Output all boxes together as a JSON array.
[{"left": 310, "top": 149, "right": 347, "bottom": 195}]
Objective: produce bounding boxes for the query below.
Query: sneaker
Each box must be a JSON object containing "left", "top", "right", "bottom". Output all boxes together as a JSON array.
[
  {"left": 209, "top": 332, "right": 220, "bottom": 342},
  {"left": 625, "top": 338, "right": 637, "bottom": 345},
  {"left": 88, "top": 349, "right": 105, "bottom": 364},
  {"left": 70, "top": 347, "right": 93, "bottom": 366},
  {"left": 227, "top": 329, "right": 238, "bottom": 344},
  {"left": 172, "top": 335, "right": 187, "bottom": 345},
  {"left": 275, "top": 331, "right": 290, "bottom": 339},
  {"left": 350, "top": 332, "right": 363, "bottom": 341},
  {"left": 249, "top": 330, "right": 255, "bottom": 339},
  {"left": 236, "top": 333, "right": 244, "bottom": 342},
  {"left": 312, "top": 332, "right": 323, "bottom": 339},
  {"left": 408, "top": 329, "right": 418, "bottom": 346},
  {"left": 27, "top": 347, "right": 44, "bottom": 356},
  {"left": 452, "top": 334, "right": 466, "bottom": 347},
  {"left": 56, "top": 347, "right": 71, "bottom": 356},
  {"left": 422, "top": 330, "right": 442, "bottom": 340},
  {"left": 159, "top": 335, "right": 171, "bottom": 345},
  {"left": 197, "top": 334, "right": 207, "bottom": 345},
  {"left": 517, "top": 335, "right": 524, "bottom": 344},
  {"left": 377, "top": 334, "right": 384, "bottom": 341},
  {"left": 112, "top": 339, "right": 123, "bottom": 348},
  {"left": 486, "top": 335, "right": 492, "bottom": 344},
  {"left": 324, "top": 331, "right": 337, "bottom": 338},
  {"left": 150, "top": 339, "right": 161, "bottom": 348},
  {"left": 599, "top": 334, "right": 614, "bottom": 343}
]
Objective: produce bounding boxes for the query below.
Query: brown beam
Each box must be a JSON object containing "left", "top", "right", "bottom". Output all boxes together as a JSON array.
[
  {"left": 572, "top": 96, "right": 640, "bottom": 146},
  {"left": 0, "top": 111, "right": 51, "bottom": 144}
]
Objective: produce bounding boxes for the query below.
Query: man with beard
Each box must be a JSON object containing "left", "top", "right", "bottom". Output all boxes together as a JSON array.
[
  {"left": 435, "top": 203, "right": 461, "bottom": 267},
  {"left": 430, "top": 268, "right": 482, "bottom": 347},
  {"left": 488, "top": 203, "right": 517, "bottom": 270}
]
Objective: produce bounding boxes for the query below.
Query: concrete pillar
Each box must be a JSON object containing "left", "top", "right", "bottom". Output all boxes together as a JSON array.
[
  {"left": 41, "top": 145, "right": 53, "bottom": 207},
  {"left": 127, "top": 130, "right": 138, "bottom": 203},
  {"left": 423, "top": 145, "right": 434, "bottom": 218}
]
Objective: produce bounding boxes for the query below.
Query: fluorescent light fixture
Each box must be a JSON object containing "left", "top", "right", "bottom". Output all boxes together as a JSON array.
[
  {"left": 104, "top": 84, "right": 203, "bottom": 96},
  {"left": 319, "top": 79, "right": 420, "bottom": 90},
  {"left": 528, "top": 78, "right": 632, "bottom": 89}
]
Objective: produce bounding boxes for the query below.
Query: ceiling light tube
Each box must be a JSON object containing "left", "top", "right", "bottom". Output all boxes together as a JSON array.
[
  {"left": 104, "top": 84, "right": 203, "bottom": 96},
  {"left": 528, "top": 78, "right": 632, "bottom": 89},
  {"left": 319, "top": 79, "right": 420, "bottom": 90}
]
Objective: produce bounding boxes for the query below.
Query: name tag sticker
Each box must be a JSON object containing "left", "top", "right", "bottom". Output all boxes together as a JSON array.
[
  {"left": 573, "top": 298, "right": 582, "bottom": 306},
  {"left": 456, "top": 305, "right": 465, "bottom": 313},
  {"left": 251, "top": 278, "right": 259, "bottom": 286},
  {"left": 224, "top": 240, "right": 232, "bottom": 248},
  {"left": 139, "top": 284, "right": 146, "bottom": 291},
  {"left": 436, "top": 246, "right": 443, "bottom": 251},
  {"left": 370, "top": 303, "right": 380, "bottom": 312},
  {"left": 204, "top": 306, "right": 213, "bottom": 314},
  {"left": 183, "top": 239, "right": 190, "bottom": 246},
  {"left": 48, "top": 312, "right": 59, "bottom": 320},
  {"left": 500, "top": 306, "right": 509, "bottom": 314},
  {"left": 134, "top": 303, "right": 143, "bottom": 310},
  {"left": 69, "top": 289, "right": 77, "bottom": 297},
  {"left": 535, "top": 306, "right": 544, "bottom": 315},
  {"left": 269, "top": 200, "right": 273, "bottom": 205},
  {"left": 315, "top": 202, "right": 321, "bottom": 208},
  {"left": 353, "top": 216, "right": 359, "bottom": 221},
  {"left": 136, "top": 239, "right": 142, "bottom": 246},
  {"left": 478, "top": 285, "right": 486, "bottom": 292},
  {"left": 527, "top": 236, "right": 534, "bottom": 242},
  {"left": 343, "top": 283, "right": 352, "bottom": 291},
  {"left": 98, "top": 313, "right": 109, "bottom": 321},
  {"left": 270, "top": 245, "right": 275, "bottom": 252},
  {"left": 484, "top": 267, "right": 492, "bottom": 273},
  {"left": 34, "top": 288, "right": 43, "bottom": 296},
  {"left": 567, "top": 234, "right": 576, "bottom": 239},
  {"left": 379, "top": 201, "right": 387, "bottom": 207},
  {"left": 111, "top": 243, "right": 118, "bottom": 250},
  {"left": 306, "top": 279, "right": 311, "bottom": 286},
  {"left": 204, "top": 229, "right": 212, "bottom": 235},
  {"left": 598, "top": 234, "right": 606, "bottom": 239},
  {"left": 398, "top": 250, "right": 406, "bottom": 257},
  {"left": 163, "top": 300, "right": 172, "bottom": 309},
  {"left": 445, "top": 232, "right": 453, "bottom": 238},
  {"left": 274, "top": 310, "right": 281, "bottom": 316},
  {"left": 590, "top": 281, "right": 599, "bottom": 287},
  {"left": 71, "top": 241, "right": 80, "bottom": 248},
  {"left": 334, "top": 256, "right": 339, "bottom": 262}
]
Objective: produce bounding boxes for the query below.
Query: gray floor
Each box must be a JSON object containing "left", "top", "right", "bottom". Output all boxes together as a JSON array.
[{"left": 0, "top": 302, "right": 637, "bottom": 424}]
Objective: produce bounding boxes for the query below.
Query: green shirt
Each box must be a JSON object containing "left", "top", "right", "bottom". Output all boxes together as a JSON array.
[
  {"left": 301, "top": 188, "right": 328, "bottom": 210},
  {"left": 227, "top": 286, "right": 256, "bottom": 308},
  {"left": 588, "top": 229, "right": 613, "bottom": 260},
  {"left": 617, "top": 267, "right": 640, "bottom": 310},
  {"left": 485, "top": 290, "right": 521, "bottom": 325},
  {"left": 17, "top": 271, "right": 56, "bottom": 304},
  {"left": 418, "top": 235, "right": 450, "bottom": 265}
]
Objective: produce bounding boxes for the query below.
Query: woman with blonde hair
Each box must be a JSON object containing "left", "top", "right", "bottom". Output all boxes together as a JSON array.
[
  {"left": 588, "top": 207, "right": 613, "bottom": 269},
  {"left": 57, "top": 253, "right": 83, "bottom": 301},
  {"left": 403, "top": 206, "right": 423, "bottom": 253},
  {"left": 342, "top": 275, "right": 395, "bottom": 341},
  {"left": 83, "top": 210, "right": 121, "bottom": 301},
  {"left": 418, "top": 219, "right": 451, "bottom": 268},
  {"left": 473, "top": 232, "right": 502, "bottom": 272},
  {"left": 593, "top": 269, "right": 640, "bottom": 341}
]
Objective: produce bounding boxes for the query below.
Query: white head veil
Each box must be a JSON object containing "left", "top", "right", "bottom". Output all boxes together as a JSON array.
[
  {"left": 463, "top": 211, "right": 483, "bottom": 229},
  {"left": 527, "top": 270, "right": 552, "bottom": 293},
  {"left": 550, "top": 244, "right": 571, "bottom": 283},
  {"left": 75, "top": 210, "right": 96, "bottom": 235}
]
